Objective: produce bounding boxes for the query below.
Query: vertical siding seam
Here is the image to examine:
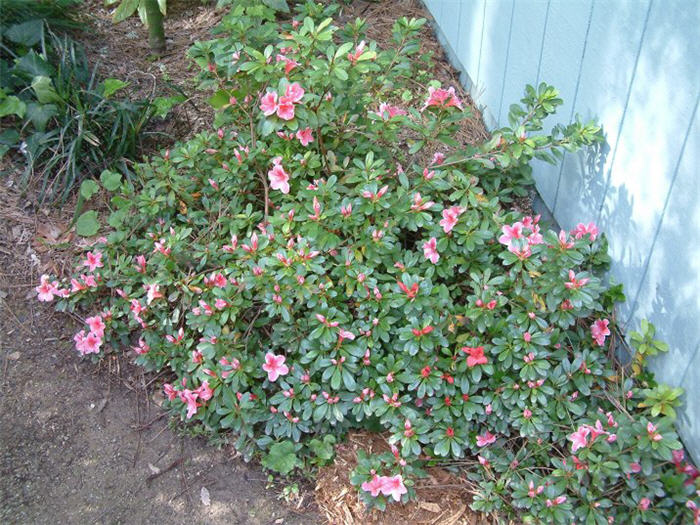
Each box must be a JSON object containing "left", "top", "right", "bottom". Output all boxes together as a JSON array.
[
  {"left": 455, "top": 2, "right": 463, "bottom": 66},
  {"left": 679, "top": 341, "right": 700, "bottom": 388},
  {"left": 623, "top": 92, "right": 700, "bottom": 330},
  {"left": 596, "top": 0, "right": 653, "bottom": 223},
  {"left": 476, "top": 0, "right": 487, "bottom": 90},
  {"left": 535, "top": 0, "right": 551, "bottom": 86},
  {"left": 497, "top": 0, "right": 516, "bottom": 124},
  {"left": 552, "top": 0, "right": 596, "bottom": 215}
]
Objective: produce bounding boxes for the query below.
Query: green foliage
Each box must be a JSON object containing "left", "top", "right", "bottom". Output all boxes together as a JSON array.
[
  {"left": 639, "top": 384, "right": 684, "bottom": 420},
  {"left": 40, "top": 2, "right": 698, "bottom": 523}
]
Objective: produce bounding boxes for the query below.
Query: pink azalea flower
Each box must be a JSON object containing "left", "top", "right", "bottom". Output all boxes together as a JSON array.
[
  {"left": 163, "top": 383, "right": 177, "bottom": 401},
  {"left": 296, "top": 127, "right": 314, "bottom": 146},
  {"left": 276, "top": 96, "right": 295, "bottom": 120},
  {"left": 498, "top": 222, "right": 523, "bottom": 247},
  {"left": 422, "top": 237, "right": 440, "bottom": 264},
  {"left": 144, "top": 283, "right": 163, "bottom": 305},
  {"left": 132, "top": 338, "right": 149, "bottom": 355},
  {"left": 462, "top": 346, "right": 488, "bottom": 367},
  {"left": 638, "top": 497, "right": 651, "bottom": 511},
  {"left": 591, "top": 319, "right": 610, "bottom": 346},
  {"left": 36, "top": 274, "right": 59, "bottom": 302},
  {"left": 85, "top": 315, "right": 105, "bottom": 338},
  {"left": 83, "top": 251, "right": 103, "bottom": 272},
  {"left": 375, "top": 102, "right": 407, "bottom": 120},
  {"left": 422, "top": 86, "right": 464, "bottom": 111},
  {"left": 380, "top": 474, "right": 407, "bottom": 502},
  {"left": 268, "top": 162, "right": 290, "bottom": 194},
  {"left": 262, "top": 352, "right": 289, "bottom": 382},
  {"left": 439, "top": 206, "right": 465, "bottom": 233},
  {"left": 260, "top": 91, "right": 278, "bottom": 116},
  {"left": 195, "top": 381, "right": 213, "bottom": 401},
  {"left": 432, "top": 152, "right": 445, "bottom": 165},
  {"left": 568, "top": 425, "right": 591, "bottom": 452},
  {"left": 180, "top": 389, "right": 200, "bottom": 419},
  {"left": 410, "top": 193, "right": 434, "bottom": 212},
  {"left": 361, "top": 475, "right": 385, "bottom": 497},
  {"left": 134, "top": 255, "right": 147, "bottom": 273},
  {"left": 476, "top": 431, "right": 497, "bottom": 447},
  {"left": 75, "top": 330, "right": 102, "bottom": 355},
  {"left": 572, "top": 222, "right": 599, "bottom": 241},
  {"left": 285, "top": 82, "right": 305, "bottom": 103}
]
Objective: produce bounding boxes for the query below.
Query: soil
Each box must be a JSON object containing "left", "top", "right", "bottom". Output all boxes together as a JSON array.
[{"left": 0, "top": 1, "right": 492, "bottom": 523}]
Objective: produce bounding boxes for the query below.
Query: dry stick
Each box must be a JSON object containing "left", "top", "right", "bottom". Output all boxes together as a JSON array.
[
  {"left": 145, "top": 457, "right": 185, "bottom": 484},
  {"left": 133, "top": 391, "right": 142, "bottom": 468}
]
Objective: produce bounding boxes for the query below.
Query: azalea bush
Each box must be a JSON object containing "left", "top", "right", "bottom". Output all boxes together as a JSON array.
[{"left": 37, "top": 1, "right": 699, "bottom": 523}]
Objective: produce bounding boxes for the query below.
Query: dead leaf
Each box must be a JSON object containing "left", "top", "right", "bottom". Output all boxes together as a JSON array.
[
  {"left": 419, "top": 502, "right": 441, "bottom": 513},
  {"left": 8, "top": 351, "right": 20, "bottom": 361},
  {"left": 148, "top": 463, "right": 161, "bottom": 474},
  {"left": 200, "top": 486, "right": 211, "bottom": 506}
]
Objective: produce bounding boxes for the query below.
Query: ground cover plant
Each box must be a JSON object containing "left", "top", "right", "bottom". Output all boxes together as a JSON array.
[
  {"left": 0, "top": 0, "right": 162, "bottom": 203},
  {"left": 36, "top": 1, "right": 699, "bottom": 523}
]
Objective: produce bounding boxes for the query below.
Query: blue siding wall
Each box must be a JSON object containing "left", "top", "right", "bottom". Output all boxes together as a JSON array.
[{"left": 423, "top": 0, "right": 700, "bottom": 461}]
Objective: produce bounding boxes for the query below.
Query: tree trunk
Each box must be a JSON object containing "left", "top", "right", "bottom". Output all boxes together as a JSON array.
[{"left": 143, "top": 0, "right": 165, "bottom": 54}]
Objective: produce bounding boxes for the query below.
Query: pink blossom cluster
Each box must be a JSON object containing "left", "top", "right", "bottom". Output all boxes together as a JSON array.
[
  {"left": 259, "top": 82, "right": 305, "bottom": 121},
  {"left": 498, "top": 215, "right": 543, "bottom": 259},
  {"left": 374, "top": 102, "right": 407, "bottom": 120},
  {"left": 567, "top": 418, "right": 618, "bottom": 452},
  {"left": 360, "top": 473, "right": 407, "bottom": 501},
  {"left": 590, "top": 318, "right": 611, "bottom": 346},
  {"left": 421, "top": 86, "right": 463, "bottom": 111},
  {"left": 163, "top": 379, "right": 213, "bottom": 419},
  {"left": 73, "top": 313, "right": 107, "bottom": 356}
]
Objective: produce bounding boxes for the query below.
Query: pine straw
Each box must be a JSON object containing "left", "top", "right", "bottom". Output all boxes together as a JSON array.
[{"left": 315, "top": 431, "right": 497, "bottom": 525}]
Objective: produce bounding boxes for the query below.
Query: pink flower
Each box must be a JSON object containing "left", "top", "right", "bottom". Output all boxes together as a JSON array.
[
  {"left": 276, "top": 96, "right": 295, "bottom": 120},
  {"left": 180, "top": 389, "right": 200, "bottom": 419},
  {"left": 268, "top": 161, "right": 290, "bottom": 194},
  {"left": 375, "top": 102, "right": 407, "bottom": 120},
  {"left": 75, "top": 330, "right": 102, "bottom": 355},
  {"left": 476, "top": 431, "right": 496, "bottom": 447},
  {"left": 546, "top": 496, "right": 567, "bottom": 507},
  {"left": 85, "top": 315, "right": 105, "bottom": 338},
  {"left": 638, "top": 497, "right": 651, "bottom": 511},
  {"left": 260, "top": 91, "right": 278, "bottom": 116},
  {"left": 439, "top": 206, "right": 465, "bottom": 233},
  {"left": 629, "top": 462, "right": 642, "bottom": 473},
  {"left": 591, "top": 319, "right": 610, "bottom": 346},
  {"left": 134, "top": 255, "right": 147, "bottom": 273},
  {"left": 195, "top": 381, "right": 213, "bottom": 401},
  {"left": 432, "top": 152, "right": 445, "bottom": 165},
  {"left": 262, "top": 352, "right": 289, "bottom": 382},
  {"left": 523, "top": 408, "right": 532, "bottom": 419},
  {"left": 568, "top": 425, "right": 590, "bottom": 452},
  {"left": 83, "top": 251, "right": 103, "bottom": 272},
  {"left": 380, "top": 474, "right": 407, "bottom": 502},
  {"left": 347, "top": 40, "right": 366, "bottom": 64},
  {"left": 422, "top": 86, "right": 463, "bottom": 111},
  {"left": 163, "top": 383, "right": 177, "bottom": 401},
  {"left": 285, "top": 82, "right": 305, "bottom": 103},
  {"left": 647, "top": 421, "right": 663, "bottom": 441},
  {"left": 296, "top": 127, "right": 314, "bottom": 146},
  {"left": 572, "top": 222, "right": 599, "bottom": 241},
  {"left": 498, "top": 222, "right": 523, "bottom": 247},
  {"left": 36, "top": 275, "right": 59, "bottom": 302},
  {"left": 462, "top": 346, "right": 488, "bottom": 367},
  {"left": 422, "top": 237, "right": 440, "bottom": 264},
  {"left": 361, "top": 475, "right": 384, "bottom": 497},
  {"left": 132, "top": 338, "right": 149, "bottom": 355},
  {"left": 144, "top": 283, "right": 163, "bottom": 305}
]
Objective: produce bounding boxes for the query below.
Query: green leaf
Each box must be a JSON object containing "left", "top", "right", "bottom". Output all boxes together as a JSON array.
[
  {"left": 100, "top": 170, "right": 122, "bottom": 191},
  {"left": 25, "top": 102, "right": 57, "bottom": 131},
  {"left": 157, "top": 0, "right": 167, "bottom": 15},
  {"left": 102, "top": 78, "right": 129, "bottom": 98},
  {"left": 208, "top": 90, "right": 231, "bottom": 109},
  {"left": 80, "top": 179, "right": 100, "bottom": 200},
  {"left": 31, "top": 76, "right": 62, "bottom": 104},
  {"left": 261, "top": 0, "right": 290, "bottom": 12},
  {"left": 151, "top": 95, "right": 184, "bottom": 118},
  {"left": 0, "top": 96, "right": 26, "bottom": 118},
  {"left": 75, "top": 210, "right": 100, "bottom": 237},
  {"left": 113, "top": 0, "right": 140, "bottom": 23},
  {"left": 4, "top": 20, "right": 44, "bottom": 47},
  {"left": 261, "top": 441, "right": 299, "bottom": 475},
  {"left": 14, "top": 51, "right": 53, "bottom": 79}
]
